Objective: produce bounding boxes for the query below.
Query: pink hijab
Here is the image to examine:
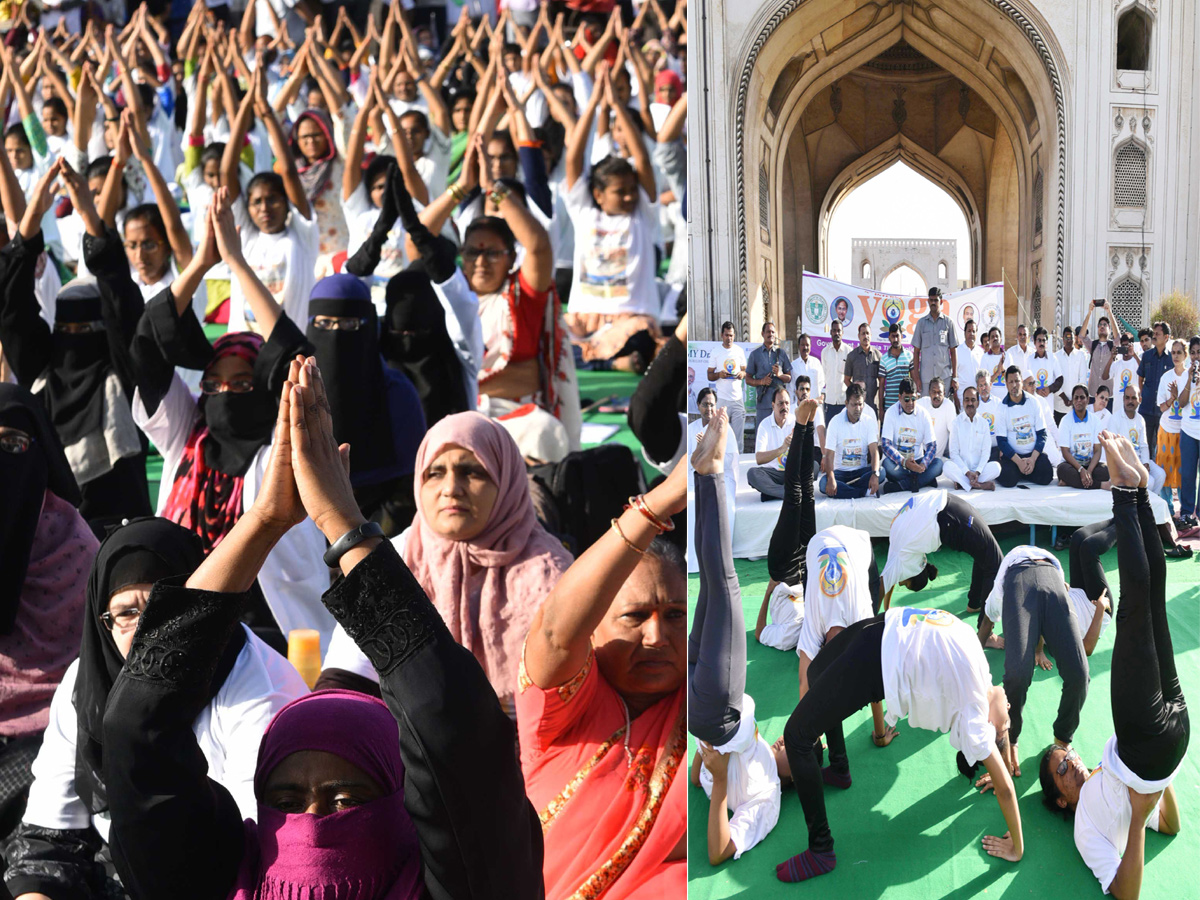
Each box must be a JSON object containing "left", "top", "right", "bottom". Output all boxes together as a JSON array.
[{"left": 406, "top": 412, "right": 572, "bottom": 711}]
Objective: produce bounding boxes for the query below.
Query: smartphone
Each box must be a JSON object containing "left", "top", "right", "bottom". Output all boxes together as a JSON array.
[{"left": 1093, "top": 298, "right": 1106, "bottom": 307}]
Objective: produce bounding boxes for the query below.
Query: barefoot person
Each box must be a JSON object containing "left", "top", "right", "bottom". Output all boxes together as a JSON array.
[
  {"left": 689, "top": 408, "right": 782, "bottom": 865},
  {"left": 1039, "top": 432, "right": 1185, "bottom": 899}
]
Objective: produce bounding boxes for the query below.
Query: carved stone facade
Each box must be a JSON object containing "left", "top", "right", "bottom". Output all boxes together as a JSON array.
[{"left": 851, "top": 238, "right": 959, "bottom": 292}]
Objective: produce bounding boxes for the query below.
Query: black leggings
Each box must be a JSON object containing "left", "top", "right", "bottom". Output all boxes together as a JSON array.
[
  {"left": 1069, "top": 519, "right": 1115, "bottom": 605},
  {"left": 782, "top": 615, "right": 886, "bottom": 854},
  {"left": 687, "top": 473, "right": 746, "bottom": 746},
  {"left": 937, "top": 494, "right": 1003, "bottom": 608},
  {"left": 766, "top": 420, "right": 816, "bottom": 587},
  {"left": 1111, "top": 489, "right": 1189, "bottom": 781}
]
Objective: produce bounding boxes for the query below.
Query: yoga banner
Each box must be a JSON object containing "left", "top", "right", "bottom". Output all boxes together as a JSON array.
[
  {"left": 686, "top": 341, "right": 759, "bottom": 415},
  {"left": 800, "top": 271, "right": 1005, "bottom": 359}
]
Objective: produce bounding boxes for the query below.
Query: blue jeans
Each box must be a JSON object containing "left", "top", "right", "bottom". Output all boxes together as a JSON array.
[
  {"left": 818, "top": 465, "right": 877, "bottom": 499},
  {"left": 882, "top": 456, "right": 944, "bottom": 491},
  {"left": 1181, "top": 432, "right": 1200, "bottom": 518}
]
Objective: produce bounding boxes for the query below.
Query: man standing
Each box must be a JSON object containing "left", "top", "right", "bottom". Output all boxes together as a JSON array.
[
  {"left": 1054, "top": 326, "right": 1090, "bottom": 426},
  {"left": 1028, "top": 328, "right": 1064, "bottom": 409},
  {"left": 748, "top": 386, "right": 796, "bottom": 501},
  {"left": 879, "top": 324, "right": 914, "bottom": 419},
  {"left": 793, "top": 333, "right": 824, "bottom": 407},
  {"left": 1003, "top": 324, "right": 1031, "bottom": 375},
  {"left": 996, "top": 366, "right": 1054, "bottom": 487},
  {"left": 916, "top": 377, "right": 956, "bottom": 460},
  {"left": 1081, "top": 300, "right": 1115, "bottom": 403},
  {"left": 1104, "top": 332, "right": 1140, "bottom": 410},
  {"left": 708, "top": 321, "right": 748, "bottom": 452},
  {"left": 1137, "top": 320, "right": 1173, "bottom": 459},
  {"left": 946, "top": 386, "right": 1002, "bottom": 491},
  {"left": 844, "top": 322, "right": 881, "bottom": 415},
  {"left": 747, "top": 321, "right": 793, "bottom": 430},
  {"left": 821, "top": 383, "right": 880, "bottom": 499},
  {"left": 911, "top": 288, "right": 958, "bottom": 398},
  {"left": 881, "top": 379, "right": 942, "bottom": 493},
  {"left": 954, "top": 319, "right": 984, "bottom": 410},
  {"left": 822, "top": 320, "right": 850, "bottom": 423}
]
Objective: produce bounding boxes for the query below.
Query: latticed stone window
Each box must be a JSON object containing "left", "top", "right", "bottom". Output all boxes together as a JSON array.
[
  {"left": 1114, "top": 143, "right": 1147, "bottom": 208},
  {"left": 1033, "top": 169, "right": 1044, "bottom": 235},
  {"left": 1031, "top": 284, "right": 1041, "bottom": 325},
  {"left": 1111, "top": 278, "right": 1145, "bottom": 328}
]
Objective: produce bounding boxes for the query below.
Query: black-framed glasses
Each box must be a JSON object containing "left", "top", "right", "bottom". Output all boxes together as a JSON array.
[
  {"left": 1055, "top": 746, "right": 1079, "bottom": 777},
  {"left": 0, "top": 432, "right": 32, "bottom": 454},
  {"left": 200, "top": 378, "right": 255, "bottom": 395},
  {"left": 99, "top": 607, "right": 143, "bottom": 633}
]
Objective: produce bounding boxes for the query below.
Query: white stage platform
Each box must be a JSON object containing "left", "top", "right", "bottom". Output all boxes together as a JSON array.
[{"left": 687, "top": 453, "right": 1169, "bottom": 571}]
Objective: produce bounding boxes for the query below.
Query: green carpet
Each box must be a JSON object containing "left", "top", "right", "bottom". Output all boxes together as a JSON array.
[{"left": 687, "top": 529, "right": 1200, "bottom": 898}]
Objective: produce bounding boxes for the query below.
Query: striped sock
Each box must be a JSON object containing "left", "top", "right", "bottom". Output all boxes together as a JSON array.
[
  {"left": 776, "top": 849, "right": 837, "bottom": 882},
  {"left": 821, "top": 766, "right": 852, "bottom": 789}
]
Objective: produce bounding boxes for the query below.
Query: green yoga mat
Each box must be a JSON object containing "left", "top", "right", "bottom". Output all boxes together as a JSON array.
[{"left": 687, "top": 532, "right": 1200, "bottom": 898}]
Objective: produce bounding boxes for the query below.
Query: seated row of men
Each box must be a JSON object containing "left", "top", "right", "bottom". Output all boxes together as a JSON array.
[{"left": 736, "top": 365, "right": 1163, "bottom": 499}]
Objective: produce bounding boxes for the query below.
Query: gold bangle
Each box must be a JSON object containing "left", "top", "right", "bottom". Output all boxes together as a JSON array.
[
  {"left": 448, "top": 183, "right": 465, "bottom": 203},
  {"left": 611, "top": 517, "right": 646, "bottom": 555}
]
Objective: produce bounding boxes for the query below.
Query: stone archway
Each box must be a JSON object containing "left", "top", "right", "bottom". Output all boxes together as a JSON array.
[{"left": 728, "top": 0, "right": 1068, "bottom": 342}]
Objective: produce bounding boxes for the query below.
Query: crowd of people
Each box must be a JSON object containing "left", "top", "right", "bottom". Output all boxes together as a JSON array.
[{"left": 0, "top": 0, "right": 690, "bottom": 896}]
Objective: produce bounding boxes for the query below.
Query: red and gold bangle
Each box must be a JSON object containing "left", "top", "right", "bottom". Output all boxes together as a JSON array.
[
  {"left": 624, "top": 494, "right": 675, "bottom": 532},
  {"left": 611, "top": 517, "right": 646, "bottom": 555}
]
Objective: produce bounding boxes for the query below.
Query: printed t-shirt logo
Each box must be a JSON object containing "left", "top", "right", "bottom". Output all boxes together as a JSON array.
[
  {"left": 900, "top": 607, "right": 957, "bottom": 627},
  {"left": 817, "top": 546, "right": 849, "bottom": 597}
]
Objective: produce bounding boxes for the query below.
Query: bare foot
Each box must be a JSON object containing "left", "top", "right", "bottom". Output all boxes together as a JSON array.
[
  {"left": 984, "top": 634, "right": 1005, "bottom": 650},
  {"left": 1035, "top": 648, "right": 1054, "bottom": 671},
  {"left": 692, "top": 407, "right": 729, "bottom": 475},
  {"left": 795, "top": 398, "right": 820, "bottom": 426},
  {"left": 978, "top": 481, "right": 996, "bottom": 491},
  {"left": 1097, "top": 431, "right": 1147, "bottom": 488}
]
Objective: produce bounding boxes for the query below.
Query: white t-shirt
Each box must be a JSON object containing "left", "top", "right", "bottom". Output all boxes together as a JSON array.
[
  {"left": 793, "top": 355, "right": 823, "bottom": 403},
  {"left": 564, "top": 176, "right": 660, "bottom": 318},
  {"left": 1067, "top": 587, "right": 1112, "bottom": 643},
  {"left": 997, "top": 395, "right": 1046, "bottom": 455},
  {"left": 22, "top": 630, "right": 308, "bottom": 839},
  {"left": 758, "top": 582, "right": 804, "bottom": 651},
  {"left": 983, "top": 546, "right": 1061, "bottom": 627},
  {"left": 1058, "top": 409, "right": 1100, "bottom": 466},
  {"left": 697, "top": 695, "right": 781, "bottom": 860},
  {"left": 916, "top": 396, "right": 955, "bottom": 458},
  {"left": 822, "top": 342, "right": 851, "bottom": 405},
  {"left": 1156, "top": 369, "right": 1189, "bottom": 435},
  {"left": 1108, "top": 355, "right": 1139, "bottom": 401},
  {"left": 950, "top": 412, "right": 995, "bottom": 473},
  {"left": 982, "top": 351, "right": 1006, "bottom": 389},
  {"left": 882, "top": 403, "right": 935, "bottom": 461},
  {"left": 881, "top": 490, "right": 949, "bottom": 595},
  {"left": 881, "top": 606, "right": 996, "bottom": 766},
  {"left": 976, "top": 395, "right": 1003, "bottom": 444},
  {"left": 711, "top": 344, "right": 747, "bottom": 403},
  {"left": 1182, "top": 369, "right": 1200, "bottom": 440},
  {"left": 1055, "top": 347, "right": 1092, "bottom": 414},
  {"left": 1105, "top": 409, "right": 1150, "bottom": 465},
  {"left": 1092, "top": 406, "right": 1113, "bottom": 435},
  {"left": 955, "top": 342, "right": 984, "bottom": 401},
  {"left": 228, "top": 201, "right": 320, "bottom": 333},
  {"left": 796, "top": 526, "right": 875, "bottom": 661},
  {"left": 1028, "top": 353, "right": 1062, "bottom": 396},
  {"left": 755, "top": 411, "right": 795, "bottom": 471},
  {"left": 1074, "top": 751, "right": 1164, "bottom": 894},
  {"left": 825, "top": 410, "right": 877, "bottom": 472}
]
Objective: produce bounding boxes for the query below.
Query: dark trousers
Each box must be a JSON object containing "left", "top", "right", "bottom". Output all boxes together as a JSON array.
[
  {"left": 997, "top": 452, "right": 1054, "bottom": 488},
  {"left": 687, "top": 474, "right": 746, "bottom": 746},
  {"left": 1111, "top": 489, "right": 1189, "bottom": 781},
  {"left": 1057, "top": 462, "right": 1111, "bottom": 490},
  {"left": 937, "top": 494, "right": 1003, "bottom": 609},
  {"left": 782, "top": 616, "right": 886, "bottom": 854},
  {"left": 1069, "top": 519, "right": 1116, "bottom": 605},
  {"left": 766, "top": 420, "right": 816, "bottom": 586},
  {"left": 1145, "top": 413, "right": 1162, "bottom": 463},
  {"left": 818, "top": 466, "right": 876, "bottom": 499},
  {"left": 1000, "top": 561, "right": 1089, "bottom": 745},
  {"left": 824, "top": 403, "right": 844, "bottom": 423}
]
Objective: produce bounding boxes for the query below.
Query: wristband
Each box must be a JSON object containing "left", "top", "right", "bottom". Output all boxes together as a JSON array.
[{"left": 323, "top": 521, "right": 384, "bottom": 568}]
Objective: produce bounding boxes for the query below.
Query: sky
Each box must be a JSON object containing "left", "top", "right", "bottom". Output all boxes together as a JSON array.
[{"left": 826, "top": 161, "right": 973, "bottom": 290}]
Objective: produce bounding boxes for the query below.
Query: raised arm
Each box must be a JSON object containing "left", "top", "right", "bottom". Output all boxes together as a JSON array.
[
  {"left": 97, "top": 117, "right": 133, "bottom": 229},
  {"left": 479, "top": 135, "right": 551, "bottom": 293},
  {"left": 524, "top": 460, "right": 687, "bottom": 688},
  {"left": 580, "top": 9, "right": 618, "bottom": 77},
  {"left": 372, "top": 79, "right": 428, "bottom": 206},
  {"left": 342, "top": 71, "right": 377, "bottom": 202},
  {"left": 254, "top": 74, "right": 311, "bottom": 220},
  {"left": 211, "top": 186, "right": 283, "bottom": 339},
  {"left": 605, "top": 70, "right": 655, "bottom": 198},
  {"left": 413, "top": 58, "right": 452, "bottom": 137},
  {"left": 219, "top": 76, "right": 255, "bottom": 201},
  {"left": 126, "top": 110, "right": 194, "bottom": 269},
  {"left": 564, "top": 63, "right": 604, "bottom": 190}
]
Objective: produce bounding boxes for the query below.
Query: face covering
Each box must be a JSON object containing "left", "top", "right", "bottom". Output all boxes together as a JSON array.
[{"left": 45, "top": 281, "right": 110, "bottom": 447}]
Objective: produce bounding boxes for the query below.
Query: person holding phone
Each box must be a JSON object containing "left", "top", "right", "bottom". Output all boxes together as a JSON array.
[{"left": 1081, "top": 299, "right": 1115, "bottom": 407}]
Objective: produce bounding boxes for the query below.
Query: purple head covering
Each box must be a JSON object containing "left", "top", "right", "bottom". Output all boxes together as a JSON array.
[{"left": 230, "top": 690, "right": 422, "bottom": 900}]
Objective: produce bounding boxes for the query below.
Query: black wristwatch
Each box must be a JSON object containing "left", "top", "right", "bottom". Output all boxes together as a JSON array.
[{"left": 323, "top": 521, "right": 385, "bottom": 568}]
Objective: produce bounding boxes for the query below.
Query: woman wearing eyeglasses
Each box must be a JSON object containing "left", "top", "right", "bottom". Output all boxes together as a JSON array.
[
  {"left": 1038, "top": 433, "right": 1185, "bottom": 899},
  {"left": 129, "top": 185, "right": 338, "bottom": 652},
  {"left": 4, "top": 517, "right": 307, "bottom": 900}
]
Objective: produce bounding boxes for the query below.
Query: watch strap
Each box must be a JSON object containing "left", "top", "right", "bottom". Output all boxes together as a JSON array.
[{"left": 323, "top": 521, "right": 385, "bottom": 569}]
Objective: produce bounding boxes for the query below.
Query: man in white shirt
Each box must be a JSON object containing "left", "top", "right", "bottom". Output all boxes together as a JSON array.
[
  {"left": 1054, "top": 326, "right": 1091, "bottom": 426},
  {"left": 1106, "top": 383, "right": 1165, "bottom": 493},
  {"left": 820, "top": 383, "right": 880, "bottom": 499},
  {"left": 793, "top": 333, "right": 824, "bottom": 408},
  {"left": 821, "top": 320, "right": 850, "bottom": 421},
  {"left": 1028, "top": 327, "right": 1063, "bottom": 406},
  {"left": 880, "top": 379, "right": 942, "bottom": 493},
  {"left": 1057, "top": 384, "right": 1108, "bottom": 490},
  {"left": 996, "top": 366, "right": 1054, "bottom": 487},
  {"left": 916, "top": 377, "right": 955, "bottom": 460},
  {"left": 974, "top": 370, "right": 1004, "bottom": 458},
  {"left": 748, "top": 387, "right": 795, "bottom": 500},
  {"left": 954, "top": 318, "right": 984, "bottom": 410},
  {"left": 775, "top": 606, "right": 1021, "bottom": 883},
  {"left": 1003, "top": 323, "right": 1031, "bottom": 374},
  {"left": 946, "top": 386, "right": 1002, "bottom": 492},
  {"left": 1104, "top": 332, "right": 1141, "bottom": 410},
  {"left": 708, "top": 321, "right": 748, "bottom": 453}
]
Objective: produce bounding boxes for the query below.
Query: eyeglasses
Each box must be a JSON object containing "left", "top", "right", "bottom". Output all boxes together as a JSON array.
[
  {"left": 310, "top": 316, "right": 371, "bottom": 331},
  {"left": 462, "top": 248, "right": 511, "bottom": 263},
  {"left": 200, "top": 378, "right": 255, "bottom": 394},
  {"left": 0, "top": 432, "right": 32, "bottom": 454},
  {"left": 124, "top": 240, "right": 161, "bottom": 254},
  {"left": 100, "top": 606, "right": 143, "bottom": 633},
  {"left": 1055, "top": 746, "right": 1080, "bottom": 777}
]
